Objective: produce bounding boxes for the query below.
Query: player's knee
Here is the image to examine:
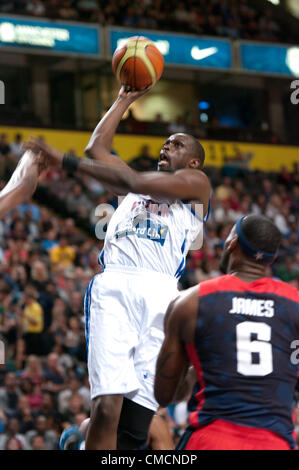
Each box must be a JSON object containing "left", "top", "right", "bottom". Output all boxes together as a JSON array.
[{"left": 91, "top": 396, "right": 120, "bottom": 431}]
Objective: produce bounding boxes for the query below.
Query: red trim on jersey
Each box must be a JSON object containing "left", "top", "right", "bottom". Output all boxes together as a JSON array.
[
  {"left": 199, "top": 274, "right": 299, "bottom": 303},
  {"left": 184, "top": 419, "right": 292, "bottom": 450},
  {"left": 185, "top": 342, "right": 206, "bottom": 428}
]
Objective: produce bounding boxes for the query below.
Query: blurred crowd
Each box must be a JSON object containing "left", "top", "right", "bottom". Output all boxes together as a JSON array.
[
  {"left": 0, "top": 132, "right": 298, "bottom": 449},
  {"left": 0, "top": 0, "right": 291, "bottom": 43}
]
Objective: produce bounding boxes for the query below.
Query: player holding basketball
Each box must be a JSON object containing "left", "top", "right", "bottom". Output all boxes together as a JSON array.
[
  {"left": 154, "top": 214, "right": 299, "bottom": 450},
  {"left": 24, "top": 86, "right": 211, "bottom": 450}
]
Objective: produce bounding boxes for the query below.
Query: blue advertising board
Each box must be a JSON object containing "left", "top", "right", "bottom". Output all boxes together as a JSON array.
[
  {"left": 0, "top": 16, "right": 101, "bottom": 57},
  {"left": 108, "top": 28, "right": 232, "bottom": 70},
  {"left": 240, "top": 42, "right": 299, "bottom": 77}
]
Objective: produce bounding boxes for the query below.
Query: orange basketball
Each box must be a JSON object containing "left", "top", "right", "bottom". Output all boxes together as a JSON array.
[{"left": 112, "top": 36, "right": 164, "bottom": 90}]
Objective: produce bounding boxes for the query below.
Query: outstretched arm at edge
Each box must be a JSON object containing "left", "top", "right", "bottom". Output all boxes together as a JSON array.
[{"left": 0, "top": 151, "right": 41, "bottom": 219}]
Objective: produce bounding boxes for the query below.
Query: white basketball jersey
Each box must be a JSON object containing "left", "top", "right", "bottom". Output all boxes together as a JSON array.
[{"left": 99, "top": 193, "right": 206, "bottom": 279}]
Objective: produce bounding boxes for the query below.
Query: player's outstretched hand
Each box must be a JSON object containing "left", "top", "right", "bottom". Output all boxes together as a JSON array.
[
  {"left": 118, "top": 84, "right": 153, "bottom": 104},
  {"left": 23, "top": 138, "right": 64, "bottom": 169}
]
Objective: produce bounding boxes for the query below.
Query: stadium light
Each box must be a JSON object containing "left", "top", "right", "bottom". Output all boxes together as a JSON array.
[
  {"left": 200, "top": 113, "right": 209, "bottom": 123},
  {"left": 198, "top": 101, "right": 210, "bottom": 110}
]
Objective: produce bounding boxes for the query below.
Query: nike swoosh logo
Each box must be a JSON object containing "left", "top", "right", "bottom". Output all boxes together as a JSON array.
[{"left": 191, "top": 46, "right": 218, "bottom": 61}]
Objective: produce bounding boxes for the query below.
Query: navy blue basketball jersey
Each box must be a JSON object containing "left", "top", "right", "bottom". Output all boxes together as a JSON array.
[{"left": 186, "top": 274, "right": 299, "bottom": 449}]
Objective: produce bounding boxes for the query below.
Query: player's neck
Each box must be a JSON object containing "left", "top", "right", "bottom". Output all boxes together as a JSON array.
[{"left": 229, "top": 263, "right": 267, "bottom": 283}]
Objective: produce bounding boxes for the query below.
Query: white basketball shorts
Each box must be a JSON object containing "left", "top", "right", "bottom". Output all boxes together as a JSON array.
[{"left": 84, "top": 264, "right": 179, "bottom": 411}]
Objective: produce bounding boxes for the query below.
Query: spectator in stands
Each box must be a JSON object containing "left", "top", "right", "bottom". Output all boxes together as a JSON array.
[
  {"left": 77, "top": 0, "right": 99, "bottom": 20},
  {"left": 0, "top": 1, "right": 14, "bottom": 13},
  {"left": 19, "top": 377, "right": 43, "bottom": 412},
  {"left": 26, "top": 0, "right": 46, "bottom": 17},
  {"left": 4, "top": 436, "right": 25, "bottom": 450},
  {"left": 60, "top": 218, "right": 85, "bottom": 246},
  {"left": 215, "top": 176, "right": 232, "bottom": 201},
  {"left": 0, "top": 417, "right": 28, "bottom": 450},
  {"left": 61, "top": 393, "right": 86, "bottom": 425},
  {"left": 17, "top": 198, "right": 40, "bottom": 223},
  {"left": 26, "top": 415, "right": 57, "bottom": 450},
  {"left": 45, "top": 0, "right": 60, "bottom": 19},
  {"left": 37, "top": 392, "right": 59, "bottom": 428},
  {"left": 14, "top": 338, "right": 27, "bottom": 371},
  {"left": 122, "top": 5, "right": 139, "bottom": 27},
  {"left": 58, "top": 376, "right": 89, "bottom": 414},
  {"left": 277, "top": 165, "right": 292, "bottom": 187},
  {"left": 15, "top": 395, "right": 35, "bottom": 434},
  {"left": 0, "top": 373, "right": 21, "bottom": 418},
  {"left": 21, "top": 355, "right": 44, "bottom": 387},
  {"left": 66, "top": 183, "right": 92, "bottom": 218},
  {"left": 29, "top": 433, "right": 47, "bottom": 450},
  {"left": 21, "top": 285, "right": 44, "bottom": 355},
  {"left": 43, "top": 352, "right": 66, "bottom": 394},
  {"left": 10, "top": 134, "right": 23, "bottom": 163},
  {"left": 276, "top": 256, "right": 299, "bottom": 283},
  {"left": 168, "top": 116, "right": 188, "bottom": 135},
  {"left": 258, "top": 8, "right": 281, "bottom": 42},
  {"left": 58, "top": 0, "right": 79, "bottom": 20},
  {"left": 50, "top": 235, "right": 75, "bottom": 272},
  {"left": 8, "top": 0, "right": 296, "bottom": 45},
  {"left": 42, "top": 229, "right": 59, "bottom": 253},
  {"left": 129, "top": 145, "right": 157, "bottom": 171},
  {"left": 64, "top": 317, "right": 81, "bottom": 357}
]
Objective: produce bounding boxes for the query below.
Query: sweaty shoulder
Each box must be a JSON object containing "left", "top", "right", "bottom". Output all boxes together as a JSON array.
[
  {"left": 175, "top": 168, "right": 210, "bottom": 188},
  {"left": 175, "top": 169, "right": 210, "bottom": 212},
  {"left": 167, "top": 285, "right": 199, "bottom": 344}
]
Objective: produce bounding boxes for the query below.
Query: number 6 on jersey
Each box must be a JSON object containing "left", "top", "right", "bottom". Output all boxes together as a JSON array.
[{"left": 236, "top": 321, "right": 273, "bottom": 376}]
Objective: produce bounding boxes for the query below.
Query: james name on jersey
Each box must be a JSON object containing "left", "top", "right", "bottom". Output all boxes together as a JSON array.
[{"left": 229, "top": 297, "right": 275, "bottom": 318}]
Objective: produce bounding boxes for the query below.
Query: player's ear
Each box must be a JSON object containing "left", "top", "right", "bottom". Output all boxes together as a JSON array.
[
  {"left": 227, "top": 235, "right": 238, "bottom": 253},
  {"left": 188, "top": 159, "right": 201, "bottom": 170}
]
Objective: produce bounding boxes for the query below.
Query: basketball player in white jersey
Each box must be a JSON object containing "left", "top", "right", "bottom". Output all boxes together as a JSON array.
[{"left": 24, "top": 86, "right": 211, "bottom": 450}]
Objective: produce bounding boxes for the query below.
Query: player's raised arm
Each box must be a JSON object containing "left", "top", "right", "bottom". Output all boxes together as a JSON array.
[
  {"left": 154, "top": 287, "right": 198, "bottom": 408},
  {"left": 84, "top": 86, "right": 151, "bottom": 168},
  {"left": 0, "top": 150, "right": 43, "bottom": 219}
]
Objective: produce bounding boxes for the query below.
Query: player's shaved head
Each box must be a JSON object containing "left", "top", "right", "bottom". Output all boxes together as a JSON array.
[
  {"left": 220, "top": 214, "right": 282, "bottom": 274},
  {"left": 241, "top": 215, "right": 281, "bottom": 256},
  {"left": 187, "top": 134, "right": 205, "bottom": 169}
]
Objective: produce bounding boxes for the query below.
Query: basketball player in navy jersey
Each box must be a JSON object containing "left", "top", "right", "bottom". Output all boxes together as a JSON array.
[
  {"left": 24, "top": 85, "right": 211, "bottom": 451},
  {"left": 155, "top": 214, "right": 299, "bottom": 450}
]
